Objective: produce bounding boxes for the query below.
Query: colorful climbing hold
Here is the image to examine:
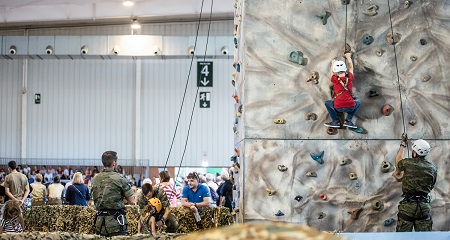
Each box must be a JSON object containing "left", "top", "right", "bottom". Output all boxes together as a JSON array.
[
  {"left": 384, "top": 218, "right": 395, "bottom": 226},
  {"left": 387, "top": 32, "right": 400, "bottom": 45},
  {"left": 381, "top": 161, "right": 391, "bottom": 173},
  {"left": 363, "top": 5, "right": 378, "bottom": 16},
  {"left": 319, "top": 194, "right": 327, "bottom": 201},
  {"left": 307, "top": 71, "right": 320, "bottom": 84},
  {"left": 348, "top": 207, "right": 363, "bottom": 220},
  {"left": 339, "top": 158, "right": 348, "bottom": 166},
  {"left": 288, "top": 51, "right": 307, "bottom": 66},
  {"left": 234, "top": 37, "right": 238, "bottom": 48},
  {"left": 232, "top": 94, "right": 239, "bottom": 103},
  {"left": 304, "top": 113, "right": 318, "bottom": 121},
  {"left": 316, "top": 11, "right": 331, "bottom": 25},
  {"left": 349, "top": 173, "right": 358, "bottom": 180},
  {"left": 238, "top": 105, "right": 242, "bottom": 113},
  {"left": 403, "top": 0, "right": 412, "bottom": 8},
  {"left": 273, "top": 119, "right": 286, "bottom": 124},
  {"left": 277, "top": 165, "right": 288, "bottom": 172},
  {"left": 233, "top": 62, "right": 241, "bottom": 72},
  {"left": 233, "top": 24, "right": 238, "bottom": 36},
  {"left": 409, "top": 120, "right": 417, "bottom": 126},
  {"left": 234, "top": 148, "right": 240, "bottom": 157},
  {"left": 266, "top": 188, "right": 277, "bottom": 196},
  {"left": 410, "top": 56, "right": 418, "bottom": 61},
  {"left": 306, "top": 172, "right": 317, "bottom": 177},
  {"left": 318, "top": 212, "right": 326, "bottom": 219},
  {"left": 232, "top": 73, "right": 236, "bottom": 79},
  {"left": 381, "top": 104, "right": 392, "bottom": 116},
  {"left": 422, "top": 75, "right": 431, "bottom": 82},
  {"left": 362, "top": 34, "right": 374, "bottom": 45},
  {"left": 326, "top": 127, "right": 338, "bottom": 135},
  {"left": 310, "top": 151, "right": 324, "bottom": 164},
  {"left": 237, "top": 112, "right": 241, "bottom": 118},
  {"left": 371, "top": 200, "right": 384, "bottom": 210},
  {"left": 369, "top": 90, "right": 379, "bottom": 97},
  {"left": 294, "top": 195, "right": 303, "bottom": 202},
  {"left": 376, "top": 49, "right": 383, "bottom": 57},
  {"left": 230, "top": 155, "right": 238, "bottom": 162},
  {"left": 275, "top": 210, "right": 284, "bottom": 216}
]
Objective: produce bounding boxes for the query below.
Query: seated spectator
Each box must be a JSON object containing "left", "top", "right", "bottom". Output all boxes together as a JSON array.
[
  {"left": 47, "top": 176, "right": 64, "bottom": 205},
  {"left": 0, "top": 200, "right": 24, "bottom": 233},
  {"left": 30, "top": 174, "right": 46, "bottom": 207},
  {"left": 158, "top": 171, "right": 181, "bottom": 207},
  {"left": 44, "top": 170, "right": 53, "bottom": 183},
  {"left": 65, "top": 172, "right": 90, "bottom": 206},
  {"left": 181, "top": 172, "right": 211, "bottom": 221}
]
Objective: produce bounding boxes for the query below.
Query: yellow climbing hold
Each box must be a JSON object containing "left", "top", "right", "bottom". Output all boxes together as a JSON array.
[{"left": 273, "top": 119, "right": 286, "bottom": 124}]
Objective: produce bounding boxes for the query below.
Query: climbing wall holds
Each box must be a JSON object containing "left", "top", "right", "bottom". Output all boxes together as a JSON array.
[
  {"left": 306, "top": 172, "right": 317, "bottom": 177},
  {"left": 381, "top": 104, "right": 392, "bottom": 116},
  {"left": 231, "top": 80, "right": 235, "bottom": 86},
  {"left": 326, "top": 127, "right": 338, "bottom": 135},
  {"left": 310, "top": 151, "right": 324, "bottom": 164},
  {"left": 381, "top": 161, "right": 391, "bottom": 173},
  {"left": 295, "top": 195, "right": 303, "bottom": 202},
  {"left": 375, "top": 49, "right": 384, "bottom": 57},
  {"left": 304, "top": 113, "right": 318, "bottom": 121},
  {"left": 341, "top": 0, "right": 350, "bottom": 5},
  {"left": 274, "top": 119, "right": 286, "bottom": 124},
  {"left": 362, "top": 34, "right": 374, "bottom": 45},
  {"left": 420, "top": 39, "right": 427, "bottom": 45},
  {"left": 307, "top": 71, "right": 320, "bottom": 84},
  {"left": 348, "top": 207, "right": 363, "bottom": 220},
  {"left": 384, "top": 218, "right": 395, "bottom": 226},
  {"left": 409, "top": 120, "right": 417, "bottom": 126},
  {"left": 232, "top": 94, "right": 239, "bottom": 103},
  {"left": 230, "top": 155, "right": 238, "bottom": 162},
  {"left": 363, "top": 5, "right": 379, "bottom": 16},
  {"left": 387, "top": 32, "right": 400, "bottom": 45},
  {"left": 278, "top": 165, "right": 288, "bottom": 172},
  {"left": 371, "top": 200, "right": 384, "bottom": 210},
  {"left": 349, "top": 173, "right": 358, "bottom": 180},
  {"left": 339, "top": 158, "right": 348, "bottom": 166},
  {"left": 233, "top": 126, "right": 238, "bottom": 134},
  {"left": 234, "top": 148, "right": 240, "bottom": 157},
  {"left": 237, "top": 112, "right": 242, "bottom": 118},
  {"left": 266, "top": 188, "right": 277, "bottom": 196},
  {"left": 319, "top": 194, "right": 327, "bottom": 200},
  {"left": 403, "top": 0, "right": 412, "bottom": 8},
  {"left": 232, "top": 73, "right": 236, "bottom": 79},
  {"left": 234, "top": 37, "right": 238, "bottom": 48},
  {"left": 233, "top": 24, "right": 238, "bottom": 36},
  {"left": 288, "top": 51, "right": 307, "bottom": 66},
  {"left": 275, "top": 210, "right": 285, "bottom": 216},
  {"left": 318, "top": 212, "right": 326, "bottom": 219},
  {"left": 410, "top": 56, "right": 418, "bottom": 61},
  {"left": 422, "top": 75, "right": 431, "bottom": 82},
  {"left": 234, "top": 117, "right": 238, "bottom": 125},
  {"left": 238, "top": 105, "right": 243, "bottom": 113},
  {"left": 316, "top": 11, "right": 331, "bottom": 25},
  {"left": 368, "top": 90, "right": 379, "bottom": 98},
  {"left": 233, "top": 62, "right": 241, "bottom": 72}
]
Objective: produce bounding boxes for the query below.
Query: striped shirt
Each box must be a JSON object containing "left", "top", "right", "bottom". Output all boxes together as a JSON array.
[
  {"left": 158, "top": 182, "right": 181, "bottom": 207},
  {"left": 0, "top": 216, "right": 23, "bottom": 233}
]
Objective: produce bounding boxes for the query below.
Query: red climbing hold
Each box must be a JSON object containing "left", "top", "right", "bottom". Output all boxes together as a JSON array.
[
  {"left": 381, "top": 104, "right": 392, "bottom": 116},
  {"left": 319, "top": 193, "right": 327, "bottom": 200}
]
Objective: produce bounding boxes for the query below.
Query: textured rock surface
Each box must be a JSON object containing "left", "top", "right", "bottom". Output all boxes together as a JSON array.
[{"left": 233, "top": 0, "right": 450, "bottom": 231}]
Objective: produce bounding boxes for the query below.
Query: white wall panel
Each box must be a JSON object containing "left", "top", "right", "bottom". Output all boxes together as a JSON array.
[
  {"left": 0, "top": 60, "right": 22, "bottom": 157},
  {"left": 26, "top": 59, "right": 135, "bottom": 159},
  {"left": 141, "top": 58, "right": 234, "bottom": 167}
]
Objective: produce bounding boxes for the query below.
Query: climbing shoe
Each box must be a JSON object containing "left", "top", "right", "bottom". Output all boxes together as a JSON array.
[
  {"left": 324, "top": 121, "right": 340, "bottom": 128},
  {"left": 343, "top": 121, "right": 357, "bottom": 129}
]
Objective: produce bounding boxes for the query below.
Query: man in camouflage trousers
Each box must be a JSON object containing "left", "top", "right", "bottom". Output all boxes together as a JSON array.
[
  {"left": 393, "top": 138, "right": 437, "bottom": 232},
  {"left": 137, "top": 183, "right": 179, "bottom": 233},
  {"left": 92, "top": 151, "right": 135, "bottom": 237}
]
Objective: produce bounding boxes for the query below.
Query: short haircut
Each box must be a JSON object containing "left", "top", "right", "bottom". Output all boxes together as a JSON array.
[
  {"left": 159, "top": 171, "right": 171, "bottom": 183},
  {"left": 142, "top": 183, "right": 153, "bottom": 195},
  {"left": 73, "top": 172, "right": 84, "bottom": 184},
  {"left": 205, "top": 173, "right": 214, "bottom": 181},
  {"left": 102, "top": 151, "right": 118, "bottom": 167},
  {"left": 35, "top": 173, "right": 43, "bottom": 182},
  {"left": 53, "top": 176, "right": 60, "bottom": 183},
  {"left": 221, "top": 170, "right": 230, "bottom": 181},
  {"left": 187, "top": 172, "right": 200, "bottom": 181},
  {"left": 7, "top": 161, "right": 17, "bottom": 170}
]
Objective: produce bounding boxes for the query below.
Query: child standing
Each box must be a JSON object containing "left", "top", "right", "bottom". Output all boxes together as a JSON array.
[{"left": 0, "top": 200, "right": 25, "bottom": 233}]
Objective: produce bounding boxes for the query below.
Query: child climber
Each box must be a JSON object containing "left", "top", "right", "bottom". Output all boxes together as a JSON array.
[
  {"left": 138, "top": 198, "right": 164, "bottom": 236},
  {"left": 324, "top": 52, "right": 360, "bottom": 129},
  {"left": 0, "top": 200, "right": 25, "bottom": 233}
]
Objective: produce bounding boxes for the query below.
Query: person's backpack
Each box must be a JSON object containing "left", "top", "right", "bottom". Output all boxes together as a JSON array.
[{"left": 209, "top": 186, "right": 219, "bottom": 202}]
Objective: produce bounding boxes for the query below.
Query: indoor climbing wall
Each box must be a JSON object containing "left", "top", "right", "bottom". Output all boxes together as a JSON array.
[{"left": 231, "top": 0, "right": 450, "bottom": 231}]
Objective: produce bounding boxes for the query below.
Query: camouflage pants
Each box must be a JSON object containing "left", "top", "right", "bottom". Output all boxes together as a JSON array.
[
  {"left": 95, "top": 214, "right": 128, "bottom": 236},
  {"left": 396, "top": 201, "right": 432, "bottom": 232}
]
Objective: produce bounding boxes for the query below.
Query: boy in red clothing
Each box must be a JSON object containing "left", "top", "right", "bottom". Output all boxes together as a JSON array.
[{"left": 324, "top": 52, "right": 360, "bottom": 128}]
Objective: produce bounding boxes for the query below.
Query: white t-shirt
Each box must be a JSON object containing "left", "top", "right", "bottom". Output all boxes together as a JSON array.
[
  {"left": 48, "top": 183, "right": 65, "bottom": 198},
  {"left": 44, "top": 172, "right": 53, "bottom": 181}
]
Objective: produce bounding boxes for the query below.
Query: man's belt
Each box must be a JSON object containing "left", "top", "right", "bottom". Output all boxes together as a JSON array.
[{"left": 97, "top": 209, "right": 126, "bottom": 216}]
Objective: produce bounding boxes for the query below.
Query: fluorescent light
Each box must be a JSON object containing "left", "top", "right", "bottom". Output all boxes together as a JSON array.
[{"left": 123, "top": 1, "right": 134, "bottom": 7}]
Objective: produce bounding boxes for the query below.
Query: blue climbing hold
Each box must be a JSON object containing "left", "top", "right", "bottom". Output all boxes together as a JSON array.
[
  {"left": 234, "top": 37, "right": 238, "bottom": 48},
  {"left": 384, "top": 218, "right": 395, "bottom": 226},
  {"left": 234, "top": 117, "right": 238, "bottom": 125},
  {"left": 237, "top": 63, "right": 241, "bottom": 72},
  {"left": 310, "top": 151, "right": 324, "bottom": 164},
  {"left": 275, "top": 210, "right": 285, "bottom": 216},
  {"left": 363, "top": 34, "right": 374, "bottom": 45}
]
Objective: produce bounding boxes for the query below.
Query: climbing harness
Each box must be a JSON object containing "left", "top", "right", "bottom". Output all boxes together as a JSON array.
[
  {"left": 387, "top": 0, "right": 409, "bottom": 153},
  {"left": 333, "top": 76, "right": 353, "bottom": 99},
  {"left": 94, "top": 208, "right": 127, "bottom": 237},
  {"left": 398, "top": 193, "right": 432, "bottom": 223}
]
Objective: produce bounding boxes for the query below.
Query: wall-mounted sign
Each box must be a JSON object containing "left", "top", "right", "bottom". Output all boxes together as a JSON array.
[{"left": 197, "top": 61, "right": 213, "bottom": 87}]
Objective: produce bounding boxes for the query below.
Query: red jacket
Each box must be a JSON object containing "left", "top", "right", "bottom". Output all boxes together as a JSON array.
[{"left": 332, "top": 72, "right": 356, "bottom": 108}]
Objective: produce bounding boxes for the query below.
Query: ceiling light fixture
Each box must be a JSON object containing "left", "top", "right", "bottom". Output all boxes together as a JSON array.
[
  {"left": 123, "top": 1, "right": 134, "bottom": 7},
  {"left": 131, "top": 19, "right": 141, "bottom": 29}
]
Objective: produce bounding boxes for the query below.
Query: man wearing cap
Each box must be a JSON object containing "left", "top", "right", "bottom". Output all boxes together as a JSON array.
[
  {"left": 393, "top": 138, "right": 437, "bottom": 232},
  {"left": 324, "top": 52, "right": 360, "bottom": 129}
]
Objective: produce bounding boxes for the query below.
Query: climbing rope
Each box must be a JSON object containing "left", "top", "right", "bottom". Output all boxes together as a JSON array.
[
  {"left": 344, "top": 1, "right": 348, "bottom": 52},
  {"left": 386, "top": 0, "right": 410, "bottom": 154}
]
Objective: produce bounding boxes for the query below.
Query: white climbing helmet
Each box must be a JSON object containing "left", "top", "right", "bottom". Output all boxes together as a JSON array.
[
  {"left": 333, "top": 60, "right": 347, "bottom": 73},
  {"left": 411, "top": 139, "right": 430, "bottom": 156}
]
